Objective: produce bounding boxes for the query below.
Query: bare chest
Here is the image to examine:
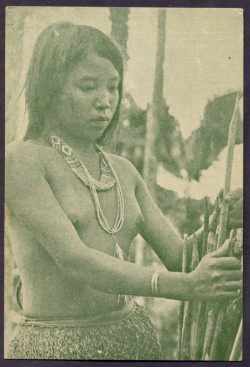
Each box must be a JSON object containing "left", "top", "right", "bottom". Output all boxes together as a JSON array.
[{"left": 44, "top": 153, "right": 144, "bottom": 249}]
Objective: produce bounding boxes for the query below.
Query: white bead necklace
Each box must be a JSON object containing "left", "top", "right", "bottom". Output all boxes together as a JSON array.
[
  {"left": 50, "top": 135, "right": 133, "bottom": 306},
  {"left": 50, "top": 135, "right": 125, "bottom": 253}
]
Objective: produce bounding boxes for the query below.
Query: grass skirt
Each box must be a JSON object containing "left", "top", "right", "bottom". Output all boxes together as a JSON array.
[{"left": 7, "top": 302, "right": 162, "bottom": 360}]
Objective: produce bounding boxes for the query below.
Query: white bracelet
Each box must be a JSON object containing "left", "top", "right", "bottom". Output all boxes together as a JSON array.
[{"left": 151, "top": 271, "right": 160, "bottom": 297}]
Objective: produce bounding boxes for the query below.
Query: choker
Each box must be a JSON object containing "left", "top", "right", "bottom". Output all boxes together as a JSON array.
[
  {"left": 49, "top": 135, "right": 124, "bottom": 239},
  {"left": 50, "top": 136, "right": 115, "bottom": 191}
]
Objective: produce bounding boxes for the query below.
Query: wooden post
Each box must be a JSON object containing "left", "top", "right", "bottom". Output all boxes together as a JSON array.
[
  {"left": 217, "top": 93, "right": 240, "bottom": 247},
  {"left": 143, "top": 9, "right": 166, "bottom": 199},
  {"left": 137, "top": 9, "right": 166, "bottom": 267},
  {"left": 203, "top": 92, "right": 241, "bottom": 360},
  {"left": 229, "top": 319, "right": 243, "bottom": 361}
]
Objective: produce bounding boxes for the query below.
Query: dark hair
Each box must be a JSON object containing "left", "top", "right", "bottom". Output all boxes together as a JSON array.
[{"left": 24, "top": 21, "right": 124, "bottom": 144}]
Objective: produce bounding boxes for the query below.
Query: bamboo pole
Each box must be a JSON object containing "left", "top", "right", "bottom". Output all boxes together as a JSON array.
[
  {"left": 200, "top": 229, "right": 218, "bottom": 360},
  {"left": 182, "top": 234, "right": 188, "bottom": 273},
  {"left": 137, "top": 9, "right": 167, "bottom": 269},
  {"left": 202, "top": 307, "right": 220, "bottom": 360},
  {"left": 229, "top": 319, "right": 243, "bottom": 361},
  {"left": 143, "top": 8, "right": 166, "bottom": 199},
  {"left": 178, "top": 234, "right": 188, "bottom": 359},
  {"left": 202, "top": 197, "right": 209, "bottom": 257},
  {"left": 191, "top": 200, "right": 210, "bottom": 360},
  {"left": 225, "top": 296, "right": 242, "bottom": 359},
  {"left": 209, "top": 229, "right": 241, "bottom": 360},
  {"left": 217, "top": 93, "right": 240, "bottom": 248},
  {"left": 181, "top": 234, "right": 201, "bottom": 360},
  {"left": 189, "top": 234, "right": 200, "bottom": 359},
  {"left": 204, "top": 93, "right": 240, "bottom": 360},
  {"left": 180, "top": 301, "right": 192, "bottom": 360}
]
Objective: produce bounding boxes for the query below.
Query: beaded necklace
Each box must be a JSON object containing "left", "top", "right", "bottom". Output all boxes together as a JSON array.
[
  {"left": 50, "top": 136, "right": 116, "bottom": 191},
  {"left": 50, "top": 135, "right": 126, "bottom": 260}
]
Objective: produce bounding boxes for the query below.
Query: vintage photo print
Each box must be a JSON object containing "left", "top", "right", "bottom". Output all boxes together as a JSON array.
[{"left": 5, "top": 6, "right": 243, "bottom": 360}]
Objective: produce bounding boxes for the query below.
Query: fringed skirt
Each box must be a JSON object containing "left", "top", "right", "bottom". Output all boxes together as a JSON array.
[{"left": 7, "top": 302, "right": 162, "bottom": 360}]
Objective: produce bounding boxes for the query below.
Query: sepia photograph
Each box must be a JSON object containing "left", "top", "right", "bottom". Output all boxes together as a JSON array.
[{"left": 5, "top": 6, "right": 243, "bottom": 360}]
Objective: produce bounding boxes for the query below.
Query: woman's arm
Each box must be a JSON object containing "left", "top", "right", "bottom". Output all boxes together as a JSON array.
[
  {"left": 135, "top": 169, "right": 190, "bottom": 271},
  {"left": 5, "top": 141, "right": 185, "bottom": 299},
  {"left": 134, "top": 165, "right": 242, "bottom": 271},
  {"left": 5, "top": 142, "right": 241, "bottom": 301}
]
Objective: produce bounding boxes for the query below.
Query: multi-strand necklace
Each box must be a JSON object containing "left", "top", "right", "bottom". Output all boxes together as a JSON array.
[{"left": 50, "top": 135, "right": 126, "bottom": 260}]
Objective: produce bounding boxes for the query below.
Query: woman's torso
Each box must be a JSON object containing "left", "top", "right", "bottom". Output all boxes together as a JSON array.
[{"left": 6, "top": 140, "right": 144, "bottom": 319}]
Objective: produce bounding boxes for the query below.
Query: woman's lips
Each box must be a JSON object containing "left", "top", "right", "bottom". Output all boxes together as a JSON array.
[{"left": 90, "top": 117, "right": 110, "bottom": 128}]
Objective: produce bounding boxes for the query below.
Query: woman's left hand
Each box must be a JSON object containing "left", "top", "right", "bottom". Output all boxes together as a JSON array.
[
  {"left": 225, "top": 188, "right": 243, "bottom": 229},
  {"left": 209, "top": 188, "right": 243, "bottom": 231}
]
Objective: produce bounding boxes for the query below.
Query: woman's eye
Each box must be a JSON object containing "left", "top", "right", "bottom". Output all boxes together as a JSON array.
[
  {"left": 78, "top": 83, "right": 95, "bottom": 92},
  {"left": 108, "top": 85, "right": 119, "bottom": 92}
]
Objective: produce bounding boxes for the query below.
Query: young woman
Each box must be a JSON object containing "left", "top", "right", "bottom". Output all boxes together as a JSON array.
[{"left": 5, "top": 22, "right": 242, "bottom": 360}]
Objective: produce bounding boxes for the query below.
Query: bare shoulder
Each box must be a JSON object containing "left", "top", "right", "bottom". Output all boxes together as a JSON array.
[
  {"left": 107, "top": 153, "right": 141, "bottom": 182},
  {"left": 7, "top": 139, "right": 36, "bottom": 158},
  {"left": 6, "top": 140, "right": 47, "bottom": 175}
]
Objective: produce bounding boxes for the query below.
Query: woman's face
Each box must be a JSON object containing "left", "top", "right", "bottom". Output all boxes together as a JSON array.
[{"left": 53, "top": 52, "right": 120, "bottom": 142}]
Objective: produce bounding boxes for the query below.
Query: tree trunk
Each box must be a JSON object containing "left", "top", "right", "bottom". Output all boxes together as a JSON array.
[
  {"left": 143, "top": 9, "right": 166, "bottom": 200},
  {"left": 137, "top": 10, "right": 166, "bottom": 267},
  {"left": 6, "top": 8, "right": 30, "bottom": 143},
  {"left": 109, "top": 8, "right": 130, "bottom": 70}
]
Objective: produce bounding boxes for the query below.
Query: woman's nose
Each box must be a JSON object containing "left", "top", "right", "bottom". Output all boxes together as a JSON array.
[{"left": 95, "top": 89, "right": 111, "bottom": 110}]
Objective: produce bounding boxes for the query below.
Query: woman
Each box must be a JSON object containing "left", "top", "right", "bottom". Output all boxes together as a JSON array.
[{"left": 5, "top": 22, "right": 242, "bottom": 360}]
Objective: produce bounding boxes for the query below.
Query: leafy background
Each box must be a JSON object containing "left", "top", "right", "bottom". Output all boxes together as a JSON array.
[{"left": 5, "top": 7, "right": 243, "bottom": 359}]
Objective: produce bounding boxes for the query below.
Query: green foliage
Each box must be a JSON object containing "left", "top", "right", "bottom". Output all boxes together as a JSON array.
[
  {"left": 185, "top": 91, "right": 243, "bottom": 180},
  {"left": 156, "top": 103, "right": 186, "bottom": 177}
]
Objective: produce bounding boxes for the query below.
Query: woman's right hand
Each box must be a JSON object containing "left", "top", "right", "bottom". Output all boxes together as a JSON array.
[{"left": 188, "top": 239, "right": 242, "bottom": 301}]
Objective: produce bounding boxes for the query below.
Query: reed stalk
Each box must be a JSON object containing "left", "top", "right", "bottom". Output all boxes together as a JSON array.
[
  {"left": 202, "top": 306, "right": 220, "bottom": 360},
  {"left": 229, "top": 319, "right": 242, "bottom": 361},
  {"left": 178, "top": 234, "right": 188, "bottom": 359},
  {"left": 181, "top": 197, "right": 213, "bottom": 360},
  {"left": 201, "top": 230, "right": 218, "bottom": 360},
  {"left": 202, "top": 197, "right": 209, "bottom": 257},
  {"left": 209, "top": 304, "right": 228, "bottom": 360},
  {"left": 185, "top": 234, "right": 200, "bottom": 360},
  {"left": 189, "top": 229, "right": 206, "bottom": 359},
  {"left": 225, "top": 296, "right": 242, "bottom": 359},
  {"left": 217, "top": 92, "right": 240, "bottom": 248},
  {"left": 204, "top": 93, "right": 240, "bottom": 360},
  {"left": 180, "top": 301, "right": 192, "bottom": 360},
  {"left": 180, "top": 232, "right": 202, "bottom": 360},
  {"left": 192, "top": 230, "right": 216, "bottom": 359},
  {"left": 208, "top": 229, "right": 242, "bottom": 360}
]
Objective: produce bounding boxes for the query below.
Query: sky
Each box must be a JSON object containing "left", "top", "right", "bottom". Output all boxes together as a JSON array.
[
  {"left": 157, "top": 144, "right": 243, "bottom": 201},
  {"left": 7, "top": 6, "right": 243, "bottom": 139},
  {"left": 125, "top": 8, "right": 243, "bottom": 138}
]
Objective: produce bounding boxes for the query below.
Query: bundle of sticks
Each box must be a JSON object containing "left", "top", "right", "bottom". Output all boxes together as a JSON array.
[{"left": 178, "top": 92, "right": 243, "bottom": 361}]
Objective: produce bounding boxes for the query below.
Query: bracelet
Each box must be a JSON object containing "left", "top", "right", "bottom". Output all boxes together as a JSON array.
[{"left": 151, "top": 271, "right": 160, "bottom": 297}]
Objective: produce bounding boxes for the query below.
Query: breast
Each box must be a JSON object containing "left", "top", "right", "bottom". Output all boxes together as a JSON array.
[
  {"left": 45, "top": 152, "right": 144, "bottom": 242},
  {"left": 55, "top": 185, "right": 96, "bottom": 228}
]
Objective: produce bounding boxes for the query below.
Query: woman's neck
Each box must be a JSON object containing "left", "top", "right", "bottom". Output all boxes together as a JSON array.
[{"left": 43, "top": 126, "right": 97, "bottom": 158}]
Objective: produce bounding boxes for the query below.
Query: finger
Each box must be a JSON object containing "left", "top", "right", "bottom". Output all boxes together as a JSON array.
[
  {"left": 228, "top": 218, "right": 243, "bottom": 229},
  {"left": 217, "top": 280, "right": 242, "bottom": 291},
  {"left": 211, "top": 257, "right": 241, "bottom": 270},
  {"left": 228, "top": 207, "right": 243, "bottom": 228},
  {"left": 211, "top": 240, "right": 230, "bottom": 258},
  {"left": 225, "top": 189, "right": 243, "bottom": 202},
  {"left": 228, "top": 199, "right": 243, "bottom": 214},
  {"left": 230, "top": 188, "right": 243, "bottom": 200},
  {"left": 220, "top": 270, "right": 242, "bottom": 281},
  {"left": 214, "top": 291, "right": 239, "bottom": 300},
  {"left": 214, "top": 189, "right": 223, "bottom": 209}
]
